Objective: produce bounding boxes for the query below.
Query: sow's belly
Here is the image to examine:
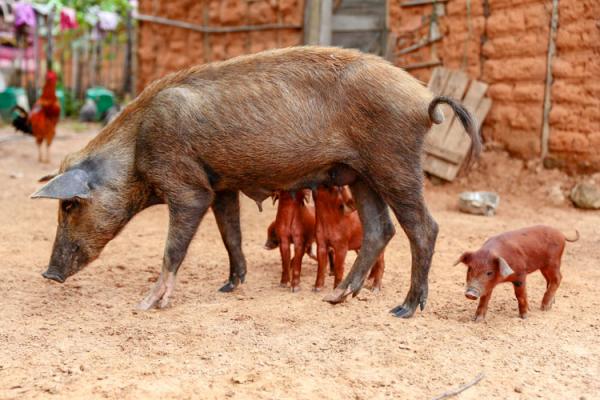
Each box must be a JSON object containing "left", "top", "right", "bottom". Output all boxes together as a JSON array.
[{"left": 215, "top": 162, "right": 358, "bottom": 206}]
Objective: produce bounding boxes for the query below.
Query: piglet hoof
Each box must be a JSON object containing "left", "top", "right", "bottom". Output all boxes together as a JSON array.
[
  {"left": 540, "top": 303, "right": 552, "bottom": 311},
  {"left": 312, "top": 286, "right": 323, "bottom": 293},
  {"left": 291, "top": 286, "right": 301, "bottom": 293},
  {"left": 519, "top": 313, "right": 528, "bottom": 320},
  {"left": 279, "top": 282, "right": 289, "bottom": 288},
  {"left": 322, "top": 286, "right": 353, "bottom": 304},
  {"left": 473, "top": 315, "right": 486, "bottom": 323},
  {"left": 218, "top": 282, "right": 236, "bottom": 293}
]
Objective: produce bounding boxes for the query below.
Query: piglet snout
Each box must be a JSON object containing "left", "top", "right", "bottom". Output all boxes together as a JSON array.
[{"left": 465, "top": 287, "right": 480, "bottom": 300}]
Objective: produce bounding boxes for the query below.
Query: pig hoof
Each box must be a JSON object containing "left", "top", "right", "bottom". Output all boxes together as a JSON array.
[
  {"left": 370, "top": 286, "right": 381, "bottom": 294},
  {"left": 279, "top": 282, "right": 289, "bottom": 288},
  {"left": 323, "top": 286, "right": 353, "bottom": 304},
  {"left": 312, "top": 286, "right": 322, "bottom": 293},
  {"left": 291, "top": 286, "right": 301, "bottom": 293},
  {"left": 218, "top": 282, "right": 236, "bottom": 293},
  {"left": 389, "top": 304, "right": 416, "bottom": 318},
  {"left": 519, "top": 313, "right": 528, "bottom": 320},
  {"left": 473, "top": 315, "right": 485, "bottom": 323},
  {"left": 541, "top": 304, "right": 552, "bottom": 311}
]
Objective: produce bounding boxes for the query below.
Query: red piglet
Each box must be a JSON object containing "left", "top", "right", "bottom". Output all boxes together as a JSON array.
[
  {"left": 313, "top": 186, "right": 385, "bottom": 292},
  {"left": 455, "top": 225, "right": 579, "bottom": 322},
  {"left": 264, "top": 191, "right": 315, "bottom": 291}
]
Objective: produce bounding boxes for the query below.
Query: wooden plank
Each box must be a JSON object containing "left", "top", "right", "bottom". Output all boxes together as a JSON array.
[
  {"left": 423, "top": 144, "right": 463, "bottom": 164},
  {"left": 425, "top": 69, "right": 469, "bottom": 144},
  {"left": 425, "top": 79, "right": 489, "bottom": 181},
  {"left": 423, "top": 70, "right": 471, "bottom": 177},
  {"left": 397, "top": 36, "right": 442, "bottom": 55},
  {"left": 402, "top": 60, "right": 442, "bottom": 71},
  {"left": 441, "top": 97, "right": 492, "bottom": 181},
  {"left": 402, "top": 0, "right": 448, "bottom": 6},
  {"left": 427, "top": 67, "right": 450, "bottom": 94},
  {"left": 332, "top": 15, "right": 382, "bottom": 32}
]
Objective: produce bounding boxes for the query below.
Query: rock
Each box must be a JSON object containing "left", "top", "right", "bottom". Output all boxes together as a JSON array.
[
  {"left": 514, "top": 385, "right": 523, "bottom": 393},
  {"left": 570, "top": 182, "right": 600, "bottom": 209},
  {"left": 547, "top": 184, "right": 565, "bottom": 206}
]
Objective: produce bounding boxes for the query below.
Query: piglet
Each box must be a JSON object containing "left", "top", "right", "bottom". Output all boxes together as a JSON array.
[{"left": 455, "top": 225, "right": 579, "bottom": 322}]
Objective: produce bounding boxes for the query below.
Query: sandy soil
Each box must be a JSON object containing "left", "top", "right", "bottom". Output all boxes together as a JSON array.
[{"left": 1, "top": 123, "right": 599, "bottom": 400}]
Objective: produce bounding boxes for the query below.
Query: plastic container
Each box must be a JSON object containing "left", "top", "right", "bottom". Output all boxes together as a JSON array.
[
  {"left": 85, "top": 87, "right": 115, "bottom": 120},
  {"left": 0, "top": 87, "right": 29, "bottom": 122}
]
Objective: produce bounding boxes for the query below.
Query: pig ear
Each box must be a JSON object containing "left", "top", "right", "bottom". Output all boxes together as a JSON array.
[
  {"left": 30, "top": 169, "right": 92, "bottom": 200},
  {"left": 497, "top": 256, "right": 514, "bottom": 277},
  {"left": 453, "top": 251, "right": 472, "bottom": 266}
]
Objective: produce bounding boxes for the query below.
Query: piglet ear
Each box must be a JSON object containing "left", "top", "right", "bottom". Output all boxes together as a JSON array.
[
  {"left": 30, "top": 169, "right": 92, "bottom": 200},
  {"left": 498, "top": 256, "right": 514, "bottom": 277},
  {"left": 453, "top": 251, "right": 472, "bottom": 266}
]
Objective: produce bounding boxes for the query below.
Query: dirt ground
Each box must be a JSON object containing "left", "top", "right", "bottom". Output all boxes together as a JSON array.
[{"left": 1, "top": 122, "right": 599, "bottom": 400}]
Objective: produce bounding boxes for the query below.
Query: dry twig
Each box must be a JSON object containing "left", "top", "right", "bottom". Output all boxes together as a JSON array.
[{"left": 431, "top": 372, "right": 485, "bottom": 400}]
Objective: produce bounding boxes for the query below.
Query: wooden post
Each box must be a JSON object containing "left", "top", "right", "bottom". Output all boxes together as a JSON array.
[
  {"left": 541, "top": 0, "right": 559, "bottom": 160},
  {"left": 319, "top": 0, "right": 332, "bottom": 45},
  {"left": 303, "top": 0, "right": 331, "bottom": 45},
  {"left": 33, "top": 11, "right": 40, "bottom": 95},
  {"left": 72, "top": 41, "right": 79, "bottom": 100},
  {"left": 122, "top": 9, "right": 133, "bottom": 96},
  {"left": 304, "top": 0, "right": 321, "bottom": 44},
  {"left": 46, "top": 8, "right": 54, "bottom": 71}
]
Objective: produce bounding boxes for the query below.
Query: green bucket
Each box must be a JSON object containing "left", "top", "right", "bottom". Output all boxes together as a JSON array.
[{"left": 85, "top": 87, "right": 115, "bottom": 120}]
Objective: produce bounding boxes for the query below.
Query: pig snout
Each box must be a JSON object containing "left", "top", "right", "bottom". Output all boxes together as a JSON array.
[
  {"left": 42, "top": 267, "right": 66, "bottom": 283},
  {"left": 465, "top": 287, "right": 480, "bottom": 300}
]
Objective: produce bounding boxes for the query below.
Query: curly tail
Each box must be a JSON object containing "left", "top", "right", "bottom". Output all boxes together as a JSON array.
[
  {"left": 428, "top": 96, "right": 482, "bottom": 170},
  {"left": 565, "top": 230, "right": 580, "bottom": 243}
]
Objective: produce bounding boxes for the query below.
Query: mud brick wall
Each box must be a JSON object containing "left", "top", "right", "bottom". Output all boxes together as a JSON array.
[
  {"left": 138, "top": 0, "right": 599, "bottom": 172},
  {"left": 137, "top": 0, "right": 305, "bottom": 91},
  {"left": 546, "top": 0, "right": 600, "bottom": 172},
  {"left": 389, "top": 0, "right": 600, "bottom": 172}
]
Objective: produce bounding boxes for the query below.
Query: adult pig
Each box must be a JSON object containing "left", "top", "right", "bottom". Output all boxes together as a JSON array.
[{"left": 32, "top": 46, "right": 480, "bottom": 316}]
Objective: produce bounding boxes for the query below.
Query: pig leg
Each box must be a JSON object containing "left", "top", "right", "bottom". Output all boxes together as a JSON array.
[
  {"left": 290, "top": 238, "right": 306, "bottom": 292},
  {"left": 541, "top": 267, "right": 562, "bottom": 311},
  {"left": 323, "top": 179, "right": 395, "bottom": 303},
  {"left": 314, "top": 241, "right": 329, "bottom": 291},
  {"left": 513, "top": 280, "right": 529, "bottom": 319},
  {"left": 138, "top": 189, "right": 213, "bottom": 310},
  {"left": 366, "top": 254, "right": 385, "bottom": 293},
  {"left": 213, "top": 190, "right": 247, "bottom": 293},
  {"left": 474, "top": 294, "right": 492, "bottom": 322},
  {"left": 332, "top": 245, "right": 348, "bottom": 288},
  {"left": 387, "top": 187, "right": 438, "bottom": 318},
  {"left": 279, "top": 238, "right": 292, "bottom": 287}
]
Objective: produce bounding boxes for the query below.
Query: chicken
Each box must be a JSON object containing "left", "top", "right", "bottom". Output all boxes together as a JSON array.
[{"left": 12, "top": 70, "right": 60, "bottom": 163}]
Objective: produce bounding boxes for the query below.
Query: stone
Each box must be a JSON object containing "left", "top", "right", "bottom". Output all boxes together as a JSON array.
[
  {"left": 547, "top": 184, "right": 565, "bottom": 206},
  {"left": 570, "top": 182, "right": 600, "bottom": 209}
]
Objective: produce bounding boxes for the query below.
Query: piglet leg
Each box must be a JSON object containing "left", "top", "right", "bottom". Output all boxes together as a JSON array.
[
  {"left": 541, "top": 268, "right": 562, "bottom": 311},
  {"left": 323, "top": 179, "right": 394, "bottom": 304},
  {"left": 513, "top": 280, "right": 529, "bottom": 319},
  {"left": 474, "top": 294, "right": 491, "bottom": 322}
]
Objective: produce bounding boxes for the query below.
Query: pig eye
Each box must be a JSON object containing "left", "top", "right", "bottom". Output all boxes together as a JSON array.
[
  {"left": 486, "top": 271, "right": 494, "bottom": 276},
  {"left": 61, "top": 200, "right": 78, "bottom": 213}
]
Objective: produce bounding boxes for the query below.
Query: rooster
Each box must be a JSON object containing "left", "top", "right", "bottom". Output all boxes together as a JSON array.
[{"left": 12, "top": 70, "right": 60, "bottom": 163}]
